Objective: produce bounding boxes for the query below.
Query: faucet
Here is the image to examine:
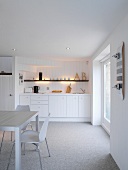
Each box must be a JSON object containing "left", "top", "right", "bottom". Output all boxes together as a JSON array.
[{"left": 80, "top": 88, "right": 86, "bottom": 93}]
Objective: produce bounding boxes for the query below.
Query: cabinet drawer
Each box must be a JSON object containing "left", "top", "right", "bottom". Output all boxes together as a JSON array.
[
  {"left": 20, "top": 95, "right": 30, "bottom": 105},
  {"left": 30, "top": 105, "right": 48, "bottom": 117},
  {"left": 31, "top": 95, "right": 48, "bottom": 101},
  {"left": 31, "top": 100, "right": 48, "bottom": 105}
]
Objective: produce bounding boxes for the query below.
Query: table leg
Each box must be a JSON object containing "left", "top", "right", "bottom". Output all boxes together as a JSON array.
[
  {"left": 36, "top": 114, "right": 39, "bottom": 132},
  {"left": 15, "top": 128, "right": 21, "bottom": 170}
]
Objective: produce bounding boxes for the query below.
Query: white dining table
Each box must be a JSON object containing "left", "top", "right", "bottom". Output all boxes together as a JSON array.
[{"left": 0, "top": 111, "right": 39, "bottom": 170}]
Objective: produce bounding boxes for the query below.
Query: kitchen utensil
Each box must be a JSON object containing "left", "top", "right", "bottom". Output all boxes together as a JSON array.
[{"left": 33, "top": 86, "right": 40, "bottom": 93}]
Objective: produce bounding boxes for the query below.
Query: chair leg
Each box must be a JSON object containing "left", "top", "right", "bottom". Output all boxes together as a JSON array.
[
  {"left": 30, "top": 124, "right": 33, "bottom": 130},
  {"left": 45, "top": 138, "right": 50, "bottom": 157},
  {"left": 38, "top": 147, "right": 43, "bottom": 170},
  {"left": 23, "top": 143, "right": 25, "bottom": 155},
  {"left": 11, "top": 131, "right": 13, "bottom": 141},
  {"left": 6, "top": 142, "right": 15, "bottom": 170},
  {"left": 0, "top": 131, "right": 5, "bottom": 153}
]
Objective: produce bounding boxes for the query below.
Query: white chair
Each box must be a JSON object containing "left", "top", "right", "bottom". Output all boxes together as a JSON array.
[
  {"left": 15, "top": 105, "right": 33, "bottom": 130},
  {"left": 0, "top": 105, "right": 32, "bottom": 154},
  {"left": 7, "top": 114, "right": 50, "bottom": 170}
]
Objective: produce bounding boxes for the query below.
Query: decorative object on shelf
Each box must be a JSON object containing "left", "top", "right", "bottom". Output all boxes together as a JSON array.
[
  {"left": 39, "top": 72, "right": 42, "bottom": 80},
  {"left": 74, "top": 73, "right": 80, "bottom": 80},
  {"left": 19, "top": 73, "right": 23, "bottom": 85},
  {"left": 66, "top": 83, "right": 72, "bottom": 93},
  {"left": 82, "top": 72, "right": 86, "bottom": 80},
  {"left": 112, "top": 41, "right": 124, "bottom": 100},
  {"left": 52, "top": 90, "right": 62, "bottom": 93}
]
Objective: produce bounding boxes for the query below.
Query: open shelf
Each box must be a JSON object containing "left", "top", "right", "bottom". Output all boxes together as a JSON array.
[
  {"left": 0, "top": 73, "right": 12, "bottom": 75},
  {"left": 24, "top": 79, "right": 89, "bottom": 82}
]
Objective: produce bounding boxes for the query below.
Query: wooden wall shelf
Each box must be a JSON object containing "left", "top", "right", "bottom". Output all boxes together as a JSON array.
[
  {"left": 24, "top": 80, "right": 89, "bottom": 82},
  {"left": 0, "top": 73, "right": 12, "bottom": 75}
]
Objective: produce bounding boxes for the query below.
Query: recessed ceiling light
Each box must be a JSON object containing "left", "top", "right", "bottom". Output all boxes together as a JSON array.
[
  {"left": 66, "top": 47, "right": 70, "bottom": 50},
  {"left": 12, "top": 48, "right": 16, "bottom": 51}
]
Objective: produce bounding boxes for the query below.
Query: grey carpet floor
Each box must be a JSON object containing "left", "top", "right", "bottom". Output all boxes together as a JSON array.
[{"left": 0, "top": 122, "right": 119, "bottom": 170}]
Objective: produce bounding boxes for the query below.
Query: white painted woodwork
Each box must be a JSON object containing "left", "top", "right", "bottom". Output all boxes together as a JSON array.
[
  {"left": 0, "top": 75, "right": 14, "bottom": 110},
  {"left": 19, "top": 95, "right": 30, "bottom": 105},
  {"left": 19, "top": 94, "right": 91, "bottom": 121},
  {"left": 30, "top": 95, "right": 49, "bottom": 117},
  {"left": 31, "top": 100, "right": 48, "bottom": 105},
  {"left": 49, "top": 95, "right": 67, "bottom": 117},
  {"left": 30, "top": 105, "right": 48, "bottom": 117},
  {"left": 78, "top": 95, "right": 90, "bottom": 117},
  {"left": 31, "top": 95, "right": 48, "bottom": 101},
  {"left": 67, "top": 96, "right": 78, "bottom": 117}
]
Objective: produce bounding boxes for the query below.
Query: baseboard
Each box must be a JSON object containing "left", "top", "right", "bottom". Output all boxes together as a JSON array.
[
  {"left": 32, "top": 117, "right": 91, "bottom": 122},
  {"left": 102, "top": 123, "right": 110, "bottom": 135}
]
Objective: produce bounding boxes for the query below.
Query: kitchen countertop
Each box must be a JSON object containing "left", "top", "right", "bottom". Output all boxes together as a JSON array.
[{"left": 20, "top": 93, "right": 91, "bottom": 95}]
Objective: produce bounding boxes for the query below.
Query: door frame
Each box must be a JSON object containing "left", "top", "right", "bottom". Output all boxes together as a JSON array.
[{"left": 101, "top": 57, "right": 111, "bottom": 134}]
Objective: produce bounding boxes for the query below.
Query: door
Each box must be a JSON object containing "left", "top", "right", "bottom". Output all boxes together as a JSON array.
[
  {"left": 102, "top": 59, "right": 111, "bottom": 133},
  {"left": 0, "top": 75, "right": 14, "bottom": 110}
]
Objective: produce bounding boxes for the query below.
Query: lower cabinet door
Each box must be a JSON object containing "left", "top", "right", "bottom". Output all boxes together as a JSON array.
[
  {"left": 20, "top": 95, "right": 30, "bottom": 105},
  {"left": 78, "top": 96, "right": 90, "bottom": 117},
  {"left": 67, "top": 96, "right": 78, "bottom": 117},
  {"left": 30, "top": 105, "right": 48, "bottom": 117},
  {"left": 49, "top": 96, "right": 67, "bottom": 117}
]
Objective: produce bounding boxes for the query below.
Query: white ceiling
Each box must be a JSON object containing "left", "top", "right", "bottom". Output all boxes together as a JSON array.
[{"left": 0, "top": 0, "right": 128, "bottom": 59}]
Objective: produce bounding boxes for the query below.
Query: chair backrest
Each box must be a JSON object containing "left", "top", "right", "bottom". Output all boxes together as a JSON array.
[
  {"left": 15, "top": 105, "right": 30, "bottom": 111},
  {"left": 39, "top": 114, "right": 50, "bottom": 142}
]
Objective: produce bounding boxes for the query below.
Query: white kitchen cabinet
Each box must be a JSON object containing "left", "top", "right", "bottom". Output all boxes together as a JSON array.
[
  {"left": 67, "top": 96, "right": 78, "bottom": 117},
  {"left": 30, "top": 95, "right": 48, "bottom": 117},
  {"left": 19, "top": 94, "right": 91, "bottom": 121},
  {"left": 31, "top": 95, "right": 48, "bottom": 101},
  {"left": 30, "top": 104, "right": 48, "bottom": 117},
  {"left": 78, "top": 95, "right": 90, "bottom": 117},
  {"left": 49, "top": 95, "right": 67, "bottom": 117},
  {"left": 19, "top": 95, "right": 30, "bottom": 105}
]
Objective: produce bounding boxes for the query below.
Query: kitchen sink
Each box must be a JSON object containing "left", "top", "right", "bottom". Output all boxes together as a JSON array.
[{"left": 72, "top": 92, "right": 85, "bottom": 94}]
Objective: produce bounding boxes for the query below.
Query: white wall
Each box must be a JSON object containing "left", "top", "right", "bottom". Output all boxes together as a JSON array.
[
  {"left": 91, "top": 60, "right": 101, "bottom": 125},
  {"left": 0, "top": 56, "right": 12, "bottom": 73},
  {"left": 92, "top": 13, "right": 128, "bottom": 170},
  {"left": 14, "top": 57, "right": 92, "bottom": 112},
  {"left": 16, "top": 57, "right": 91, "bottom": 95}
]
